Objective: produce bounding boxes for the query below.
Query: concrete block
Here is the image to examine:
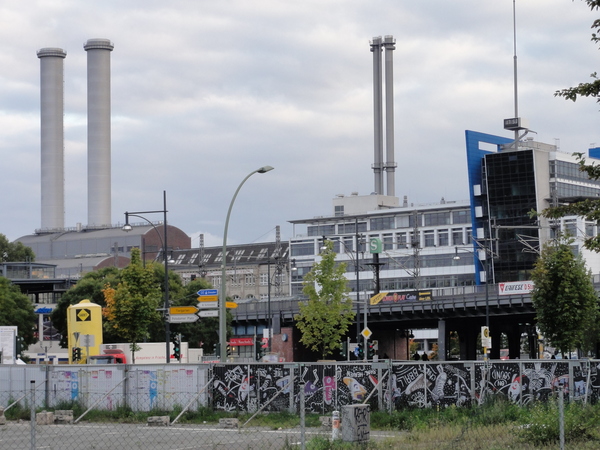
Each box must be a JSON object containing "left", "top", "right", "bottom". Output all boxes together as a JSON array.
[
  {"left": 341, "top": 404, "right": 370, "bottom": 442},
  {"left": 219, "top": 418, "right": 239, "bottom": 428},
  {"left": 147, "top": 416, "right": 170, "bottom": 427},
  {"left": 36, "top": 411, "right": 55, "bottom": 425},
  {"left": 54, "top": 410, "right": 74, "bottom": 424}
]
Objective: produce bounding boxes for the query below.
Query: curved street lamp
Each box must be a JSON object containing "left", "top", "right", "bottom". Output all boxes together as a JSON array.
[
  {"left": 123, "top": 190, "right": 172, "bottom": 363},
  {"left": 220, "top": 166, "right": 274, "bottom": 361}
]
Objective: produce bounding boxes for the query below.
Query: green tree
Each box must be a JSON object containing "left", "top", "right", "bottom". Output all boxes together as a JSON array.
[
  {"left": 102, "top": 248, "right": 162, "bottom": 362},
  {"left": 0, "top": 234, "right": 35, "bottom": 262},
  {"left": 50, "top": 267, "right": 121, "bottom": 347},
  {"left": 0, "top": 277, "right": 37, "bottom": 349},
  {"left": 143, "top": 261, "right": 188, "bottom": 341},
  {"left": 531, "top": 238, "right": 599, "bottom": 355},
  {"left": 295, "top": 240, "right": 355, "bottom": 360}
]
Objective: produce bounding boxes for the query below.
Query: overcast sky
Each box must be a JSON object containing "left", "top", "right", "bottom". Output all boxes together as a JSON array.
[{"left": 1, "top": 0, "right": 599, "bottom": 248}]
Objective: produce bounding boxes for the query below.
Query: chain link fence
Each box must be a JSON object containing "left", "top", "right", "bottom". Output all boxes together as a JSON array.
[{"left": 1, "top": 359, "right": 599, "bottom": 449}]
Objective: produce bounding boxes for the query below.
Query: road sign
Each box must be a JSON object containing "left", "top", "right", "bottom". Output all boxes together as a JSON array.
[
  {"left": 361, "top": 327, "right": 372, "bottom": 340},
  {"left": 198, "top": 310, "right": 219, "bottom": 318},
  {"left": 168, "top": 314, "right": 200, "bottom": 323},
  {"left": 226, "top": 302, "right": 238, "bottom": 309},
  {"left": 197, "top": 295, "right": 219, "bottom": 302},
  {"left": 197, "top": 289, "right": 218, "bottom": 296},
  {"left": 481, "top": 326, "right": 492, "bottom": 348},
  {"left": 169, "top": 306, "right": 198, "bottom": 315},
  {"left": 197, "top": 301, "right": 218, "bottom": 309}
]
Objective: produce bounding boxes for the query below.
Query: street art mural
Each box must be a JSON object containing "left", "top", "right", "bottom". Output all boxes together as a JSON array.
[
  {"left": 211, "top": 360, "right": 600, "bottom": 413},
  {"left": 212, "top": 364, "right": 293, "bottom": 412}
]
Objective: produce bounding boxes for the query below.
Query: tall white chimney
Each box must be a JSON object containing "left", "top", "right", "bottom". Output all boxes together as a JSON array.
[
  {"left": 383, "top": 35, "right": 397, "bottom": 197},
  {"left": 84, "top": 38, "right": 114, "bottom": 227},
  {"left": 37, "top": 47, "right": 67, "bottom": 231},
  {"left": 370, "top": 37, "right": 384, "bottom": 195}
]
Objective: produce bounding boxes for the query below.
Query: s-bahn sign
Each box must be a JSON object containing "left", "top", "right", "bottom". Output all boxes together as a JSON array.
[{"left": 498, "top": 281, "right": 534, "bottom": 296}]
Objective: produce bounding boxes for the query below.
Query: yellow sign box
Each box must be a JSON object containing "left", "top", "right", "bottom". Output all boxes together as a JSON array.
[
  {"left": 226, "top": 302, "right": 238, "bottom": 309},
  {"left": 170, "top": 306, "right": 198, "bottom": 315},
  {"left": 197, "top": 295, "right": 219, "bottom": 302}
]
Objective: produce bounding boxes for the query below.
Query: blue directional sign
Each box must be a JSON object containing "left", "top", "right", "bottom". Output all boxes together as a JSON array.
[{"left": 197, "top": 289, "right": 218, "bottom": 296}]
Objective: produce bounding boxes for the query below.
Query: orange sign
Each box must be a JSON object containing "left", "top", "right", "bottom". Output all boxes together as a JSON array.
[{"left": 169, "top": 306, "right": 198, "bottom": 315}]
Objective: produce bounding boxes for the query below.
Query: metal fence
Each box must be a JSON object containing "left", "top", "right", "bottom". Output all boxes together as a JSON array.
[{"left": 1, "top": 359, "right": 598, "bottom": 449}]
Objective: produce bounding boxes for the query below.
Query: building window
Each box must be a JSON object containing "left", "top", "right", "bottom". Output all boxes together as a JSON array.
[
  {"left": 452, "top": 228, "right": 463, "bottom": 246},
  {"left": 383, "top": 233, "right": 393, "bottom": 250},
  {"left": 307, "top": 224, "right": 335, "bottom": 236},
  {"left": 291, "top": 241, "right": 315, "bottom": 256},
  {"left": 424, "top": 231, "right": 435, "bottom": 247},
  {"left": 338, "top": 222, "right": 367, "bottom": 235},
  {"left": 424, "top": 212, "right": 450, "bottom": 226},
  {"left": 408, "top": 213, "right": 422, "bottom": 228},
  {"left": 396, "top": 232, "right": 407, "bottom": 248},
  {"left": 585, "top": 222, "right": 595, "bottom": 237},
  {"left": 437, "top": 230, "right": 449, "bottom": 247},
  {"left": 452, "top": 210, "right": 470, "bottom": 224},
  {"left": 563, "top": 219, "right": 578, "bottom": 238},
  {"left": 245, "top": 274, "right": 255, "bottom": 286},
  {"left": 260, "top": 273, "right": 268, "bottom": 285},
  {"left": 335, "top": 205, "right": 344, "bottom": 217},
  {"left": 370, "top": 216, "right": 395, "bottom": 231}
]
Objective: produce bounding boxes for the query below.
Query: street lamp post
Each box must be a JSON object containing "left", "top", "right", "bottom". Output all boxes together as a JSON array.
[
  {"left": 267, "top": 254, "right": 272, "bottom": 353},
  {"left": 220, "top": 166, "right": 274, "bottom": 361},
  {"left": 123, "top": 190, "right": 171, "bottom": 363}
]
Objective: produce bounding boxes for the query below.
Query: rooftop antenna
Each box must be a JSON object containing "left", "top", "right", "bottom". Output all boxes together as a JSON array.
[{"left": 503, "top": 0, "right": 531, "bottom": 147}]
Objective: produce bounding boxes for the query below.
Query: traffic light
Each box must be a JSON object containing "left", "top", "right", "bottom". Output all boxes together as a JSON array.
[
  {"left": 214, "top": 343, "right": 221, "bottom": 358},
  {"left": 226, "top": 343, "right": 232, "bottom": 357},
  {"left": 255, "top": 338, "right": 266, "bottom": 361},
  {"left": 72, "top": 347, "right": 81, "bottom": 362},
  {"left": 339, "top": 341, "right": 348, "bottom": 360},
  {"left": 356, "top": 343, "right": 364, "bottom": 359},
  {"left": 367, "top": 341, "right": 375, "bottom": 359},
  {"left": 172, "top": 333, "right": 181, "bottom": 361}
]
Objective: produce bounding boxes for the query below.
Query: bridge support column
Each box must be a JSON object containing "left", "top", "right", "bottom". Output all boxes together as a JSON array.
[
  {"left": 506, "top": 324, "right": 521, "bottom": 360},
  {"left": 437, "top": 319, "right": 446, "bottom": 361},
  {"left": 458, "top": 322, "right": 478, "bottom": 361},
  {"left": 489, "top": 326, "right": 502, "bottom": 360}
]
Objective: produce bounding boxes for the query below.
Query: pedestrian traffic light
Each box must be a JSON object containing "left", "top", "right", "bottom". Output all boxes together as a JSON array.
[
  {"left": 214, "top": 343, "right": 221, "bottom": 358},
  {"left": 72, "top": 347, "right": 81, "bottom": 362},
  {"left": 339, "top": 341, "right": 348, "bottom": 359}
]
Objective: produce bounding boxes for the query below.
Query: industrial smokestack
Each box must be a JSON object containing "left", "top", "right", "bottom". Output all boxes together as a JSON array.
[
  {"left": 37, "top": 47, "right": 67, "bottom": 231},
  {"left": 84, "top": 38, "right": 114, "bottom": 227},
  {"left": 383, "top": 35, "right": 397, "bottom": 197},
  {"left": 370, "top": 36, "right": 383, "bottom": 195}
]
